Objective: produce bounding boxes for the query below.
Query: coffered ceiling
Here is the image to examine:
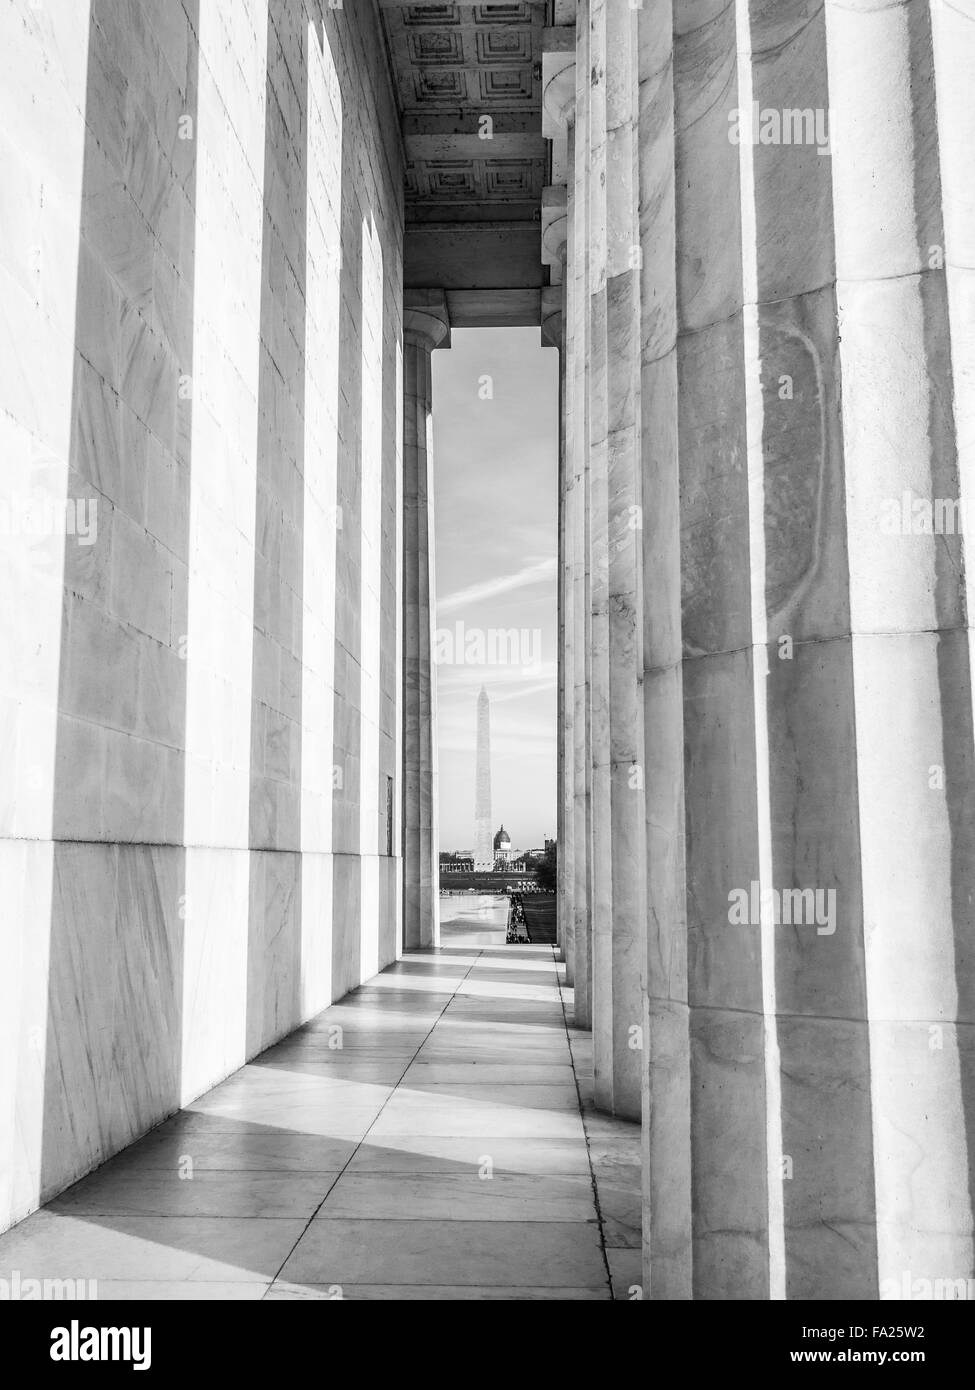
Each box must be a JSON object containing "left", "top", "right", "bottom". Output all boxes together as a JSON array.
[{"left": 378, "top": 0, "right": 552, "bottom": 327}]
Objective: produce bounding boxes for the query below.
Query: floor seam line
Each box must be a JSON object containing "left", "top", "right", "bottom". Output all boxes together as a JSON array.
[
  {"left": 555, "top": 946, "right": 615, "bottom": 1302},
  {"left": 263, "top": 945, "right": 484, "bottom": 1298}
]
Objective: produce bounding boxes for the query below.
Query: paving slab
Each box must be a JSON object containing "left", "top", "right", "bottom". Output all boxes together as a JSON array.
[{"left": 0, "top": 905, "right": 637, "bottom": 1300}]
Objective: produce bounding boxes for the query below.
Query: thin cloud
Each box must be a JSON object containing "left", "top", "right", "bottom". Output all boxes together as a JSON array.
[
  {"left": 488, "top": 679, "right": 557, "bottom": 704},
  {"left": 437, "top": 661, "right": 557, "bottom": 691},
  {"left": 439, "top": 729, "right": 555, "bottom": 758},
  {"left": 436, "top": 556, "right": 557, "bottom": 615}
]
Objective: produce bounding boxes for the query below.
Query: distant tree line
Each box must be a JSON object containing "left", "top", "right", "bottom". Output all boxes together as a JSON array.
[{"left": 534, "top": 842, "right": 557, "bottom": 894}]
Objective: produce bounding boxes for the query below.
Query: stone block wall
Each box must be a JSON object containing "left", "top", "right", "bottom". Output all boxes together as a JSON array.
[{"left": 0, "top": 0, "right": 405, "bottom": 1232}]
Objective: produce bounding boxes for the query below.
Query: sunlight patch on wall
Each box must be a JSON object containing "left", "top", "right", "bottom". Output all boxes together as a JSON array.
[
  {"left": 181, "top": 0, "right": 270, "bottom": 1101},
  {"left": 359, "top": 211, "right": 385, "bottom": 978}
]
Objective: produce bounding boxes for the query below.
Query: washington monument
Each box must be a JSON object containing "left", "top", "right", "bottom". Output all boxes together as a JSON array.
[{"left": 473, "top": 686, "right": 493, "bottom": 869}]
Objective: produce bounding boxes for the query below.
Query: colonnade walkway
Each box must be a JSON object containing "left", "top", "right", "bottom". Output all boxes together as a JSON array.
[{"left": 0, "top": 897, "right": 641, "bottom": 1300}]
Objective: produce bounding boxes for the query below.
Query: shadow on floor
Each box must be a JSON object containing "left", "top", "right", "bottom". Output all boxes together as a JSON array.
[{"left": 0, "top": 899, "right": 642, "bottom": 1300}]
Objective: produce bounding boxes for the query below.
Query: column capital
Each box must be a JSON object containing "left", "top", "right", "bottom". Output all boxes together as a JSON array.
[
  {"left": 404, "top": 289, "right": 451, "bottom": 352},
  {"left": 540, "top": 285, "right": 563, "bottom": 351},
  {"left": 541, "top": 26, "right": 577, "bottom": 138},
  {"left": 541, "top": 185, "right": 568, "bottom": 286}
]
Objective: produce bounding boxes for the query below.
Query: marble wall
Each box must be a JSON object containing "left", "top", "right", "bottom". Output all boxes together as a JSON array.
[
  {"left": 547, "top": 0, "right": 975, "bottom": 1299},
  {"left": 0, "top": 0, "right": 405, "bottom": 1233}
]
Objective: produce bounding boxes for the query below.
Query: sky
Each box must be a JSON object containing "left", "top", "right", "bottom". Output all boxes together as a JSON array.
[{"left": 432, "top": 327, "right": 559, "bottom": 853}]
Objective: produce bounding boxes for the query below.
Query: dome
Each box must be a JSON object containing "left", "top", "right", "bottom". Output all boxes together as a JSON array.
[{"left": 493, "top": 824, "right": 511, "bottom": 851}]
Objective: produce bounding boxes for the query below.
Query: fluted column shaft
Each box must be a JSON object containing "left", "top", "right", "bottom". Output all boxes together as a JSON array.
[
  {"left": 586, "top": 0, "right": 618, "bottom": 1116},
  {"left": 545, "top": 15, "right": 590, "bottom": 1022},
  {"left": 592, "top": 0, "right": 647, "bottom": 1121},
  {"left": 559, "top": 263, "right": 574, "bottom": 982},
  {"left": 558, "top": 0, "right": 975, "bottom": 1304},
  {"left": 544, "top": 282, "right": 572, "bottom": 976},
  {"left": 738, "top": 0, "right": 873, "bottom": 1303},
  {"left": 402, "top": 299, "right": 449, "bottom": 951},
  {"left": 821, "top": 0, "right": 975, "bottom": 1292},
  {"left": 570, "top": 10, "right": 592, "bottom": 1034},
  {"left": 637, "top": 0, "right": 690, "bottom": 1301},
  {"left": 572, "top": 2, "right": 594, "bottom": 1030},
  {"left": 542, "top": 181, "right": 570, "bottom": 973}
]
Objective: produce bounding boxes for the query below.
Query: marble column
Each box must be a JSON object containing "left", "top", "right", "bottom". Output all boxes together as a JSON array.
[
  {"left": 595, "top": 0, "right": 648, "bottom": 1122},
  {"left": 585, "top": 0, "right": 618, "bottom": 1118},
  {"left": 674, "top": 0, "right": 773, "bottom": 1298},
  {"left": 542, "top": 277, "right": 570, "bottom": 974},
  {"left": 821, "top": 0, "right": 975, "bottom": 1294},
  {"left": 572, "top": 18, "right": 594, "bottom": 1033},
  {"left": 557, "top": 0, "right": 975, "bottom": 1302},
  {"left": 739, "top": 0, "right": 873, "bottom": 1302},
  {"left": 402, "top": 292, "right": 449, "bottom": 951},
  {"left": 557, "top": 0, "right": 648, "bottom": 1121},
  {"left": 929, "top": 0, "right": 975, "bottom": 1293},
  {"left": 543, "top": 182, "right": 570, "bottom": 973},
  {"left": 549, "top": 0, "right": 651, "bottom": 1125},
  {"left": 637, "top": 0, "right": 692, "bottom": 1300},
  {"left": 544, "top": 21, "right": 588, "bottom": 1018}
]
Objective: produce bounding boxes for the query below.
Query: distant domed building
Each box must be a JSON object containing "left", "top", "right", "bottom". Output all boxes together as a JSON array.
[{"left": 493, "top": 825, "right": 512, "bottom": 865}]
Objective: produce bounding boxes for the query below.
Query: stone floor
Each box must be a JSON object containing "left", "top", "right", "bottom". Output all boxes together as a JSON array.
[{"left": 0, "top": 897, "right": 642, "bottom": 1300}]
